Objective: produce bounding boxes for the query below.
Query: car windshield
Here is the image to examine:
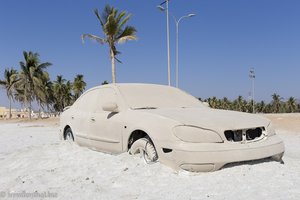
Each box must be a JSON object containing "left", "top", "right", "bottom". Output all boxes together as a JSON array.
[{"left": 117, "top": 84, "right": 204, "bottom": 109}]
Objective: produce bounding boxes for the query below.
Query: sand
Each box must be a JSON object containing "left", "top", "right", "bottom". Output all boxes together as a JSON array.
[{"left": 0, "top": 114, "right": 299, "bottom": 200}]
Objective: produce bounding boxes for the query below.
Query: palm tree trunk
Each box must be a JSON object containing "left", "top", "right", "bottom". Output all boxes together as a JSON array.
[
  {"left": 29, "top": 101, "right": 32, "bottom": 119},
  {"left": 110, "top": 49, "right": 116, "bottom": 83},
  {"left": 9, "top": 95, "right": 12, "bottom": 119}
]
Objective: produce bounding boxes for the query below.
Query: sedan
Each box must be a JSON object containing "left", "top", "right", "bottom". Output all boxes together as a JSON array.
[{"left": 60, "top": 83, "right": 284, "bottom": 172}]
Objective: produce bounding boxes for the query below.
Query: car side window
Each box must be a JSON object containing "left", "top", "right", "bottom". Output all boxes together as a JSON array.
[{"left": 75, "top": 89, "right": 99, "bottom": 112}]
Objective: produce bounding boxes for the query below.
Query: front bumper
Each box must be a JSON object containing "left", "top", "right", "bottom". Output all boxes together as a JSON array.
[{"left": 159, "top": 135, "right": 285, "bottom": 172}]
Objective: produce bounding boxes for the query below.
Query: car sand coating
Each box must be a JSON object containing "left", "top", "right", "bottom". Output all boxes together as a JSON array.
[{"left": 60, "top": 83, "right": 284, "bottom": 172}]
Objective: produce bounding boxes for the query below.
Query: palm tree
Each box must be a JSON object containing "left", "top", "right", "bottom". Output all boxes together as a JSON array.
[
  {"left": 257, "top": 101, "right": 266, "bottom": 113},
  {"left": 221, "top": 97, "right": 231, "bottom": 110},
  {"left": 0, "top": 68, "right": 18, "bottom": 118},
  {"left": 231, "top": 96, "right": 246, "bottom": 112},
  {"left": 208, "top": 97, "right": 218, "bottom": 109},
  {"left": 14, "top": 87, "right": 26, "bottom": 107},
  {"left": 37, "top": 72, "right": 54, "bottom": 112},
  {"left": 242, "top": 100, "right": 249, "bottom": 112},
  {"left": 53, "top": 75, "right": 74, "bottom": 112},
  {"left": 271, "top": 93, "right": 282, "bottom": 113},
  {"left": 53, "top": 75, "right": 67, "bottom": 112},
  {"left": 73, "top": 74, "right": 86, "bottom": 100},
  {"left": 236, "top": 96, "right": 244, "bottom": 112},
  {"left": 82, "top": 5, "right": 137, "bottom": 83},
  {"left": 286, "top": 97, "right": 297, "bottom": 113},
  {"left": 64, "top": 81, "right": 73, "bottom": 107},
  {"left": 18, "top": 51, "right": 52, "bottom": 118}
]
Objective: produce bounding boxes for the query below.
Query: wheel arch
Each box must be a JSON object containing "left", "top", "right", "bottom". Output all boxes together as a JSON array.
[
  {"left": 63, "top": 125, "right": 71, "bottom": 139},
  {"left": 127, "top": 129, "right": 156, "bottom": 151}
]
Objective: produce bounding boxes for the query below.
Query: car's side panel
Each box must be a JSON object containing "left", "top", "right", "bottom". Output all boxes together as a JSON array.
[
  {"left": 69, "top": 88, "right": 100, "bottom": 146},
  {"left": 120, "top": 110, "right": 182, "bottom": 159},
  {"left": 87, "top": 88, "right": 123, "bottom": 153}
]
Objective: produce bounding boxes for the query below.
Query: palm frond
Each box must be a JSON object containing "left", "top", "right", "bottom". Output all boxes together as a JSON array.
[
  {"left": 116, "top": 11, "right": 127, "bottom": 26},
  {"left": 117, "top": 35, "right": 137, "bottom": 44},
  {"left": 94, "top": 9, "right": 105, "bottom": 27},
  {"left": 117, "top": 26, "right": 137, "bottom": 43},
  {"left": 115, "top": 57, "right": 122, "bottom": 63},
  {"left": 0, "top": 80, "right": 6, "bottom": 86},
  {"left": 19, "top": 61, "right": 26, "bottom": 71},
  {"left": 102, "top": 5, "right": 113, "bottom": 26},
  {"left": 81, "top": 34, "right": 105, "bottom": 44},
  {"left": 23, "top": 51, "right": 28, "bottom": 62},
  {"left": 105, "top": 13, "right": 118, "bottom": 36},
  {"left": 116, "top": 13, "right": 131, "bottom": 34},
  {"left": 38, "top": 62, "right": 52, "bottom": 70}
]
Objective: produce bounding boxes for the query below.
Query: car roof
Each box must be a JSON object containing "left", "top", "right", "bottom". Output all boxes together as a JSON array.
[{"left": 87, "top": 83, "right": 173, "bottom": 91}]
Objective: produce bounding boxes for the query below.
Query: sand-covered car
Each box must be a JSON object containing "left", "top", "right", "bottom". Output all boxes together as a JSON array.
[{"left": 60, "top": 83, "right": 284, "bottom": 172}]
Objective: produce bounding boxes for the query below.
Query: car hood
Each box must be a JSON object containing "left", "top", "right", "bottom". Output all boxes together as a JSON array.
[{"left": 140, "top": 107, "right": 270, "bottom": 132}]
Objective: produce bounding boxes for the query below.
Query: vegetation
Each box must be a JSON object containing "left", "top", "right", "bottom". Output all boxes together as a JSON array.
[
  {"left": 101, "top": 80, "right": 109, "bottom": 85},
  {"left": 73, "top": 74, "right": 87, "bottom": 100},
  {"left": 82, "top": 4, "right": 137, "bottom": 83},
  {"left": 0, "top": 68, "right": 18, "bottom": 118},
  {"left": 202, "top": 94, "right": 300, "bottom": 113},
  {"left": 17, "top": 51, "right": 52, "bottom": 118},
  {"left": 0, "top": 51, "right": 88, "bottom": 115},
  {"left": 1, "top": 51, "right": 299, "bottom": 116}
]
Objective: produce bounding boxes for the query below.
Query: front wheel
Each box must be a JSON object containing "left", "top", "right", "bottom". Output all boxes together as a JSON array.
[{"left": 130, "top": 138, "right": 158, "bottom": 164}]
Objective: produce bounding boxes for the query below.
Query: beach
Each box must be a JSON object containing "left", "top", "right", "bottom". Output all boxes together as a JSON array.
[{"left": 0, "top": 114, "right": 299, "bottom": 200}]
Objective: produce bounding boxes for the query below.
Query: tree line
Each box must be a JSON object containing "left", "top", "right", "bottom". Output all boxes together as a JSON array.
[
  {"left": 0, "top": 51, "right": 87, "bottom": 118},
  {"left": 201, "top": 94, "right": 299, "bottom": 113},
  {"left": 1, "top": 51, "right": 298, "bottom": 120}
]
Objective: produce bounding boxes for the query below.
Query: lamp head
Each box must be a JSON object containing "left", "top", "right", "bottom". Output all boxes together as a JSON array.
[{"left": 157, "top": 5, "right": 165, "bottom": 11}]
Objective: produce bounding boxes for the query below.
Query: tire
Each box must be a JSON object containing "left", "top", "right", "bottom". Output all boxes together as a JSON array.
[
  {"left": 130, "top": 138, "right": 158, "bottom": 164},
  {"left": 64, "top": 127, "right": 74, "bottom": 142}
]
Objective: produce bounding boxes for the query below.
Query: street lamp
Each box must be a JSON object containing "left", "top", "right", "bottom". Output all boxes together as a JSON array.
[
  {"left": 249, "top": 68, "right": 255, "bottom": 113},
  {"left": 157, "top": 0, "right": 171, "bottom": 86},
  {"left": 174, "top": 13, "right": 196, "bottom": 88}
]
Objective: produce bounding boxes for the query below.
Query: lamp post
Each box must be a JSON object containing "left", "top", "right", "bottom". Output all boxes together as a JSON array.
[
  {"left": 157, "top": 0, "right": 171, "bottom": 86},
  {"left": 174, "top": 14, "right": 195, "bottom": 88},
  {"left": 249, "top": 68, "right": 255, "bottom": 113}
]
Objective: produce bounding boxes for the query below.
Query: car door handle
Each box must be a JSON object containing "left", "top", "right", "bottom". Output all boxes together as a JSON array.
[
  {"left": 71, "top": 116, "right": 74, "bottom": 120},
  {"left": 90, "top": 117, "right": 95, "bottom": 122}
]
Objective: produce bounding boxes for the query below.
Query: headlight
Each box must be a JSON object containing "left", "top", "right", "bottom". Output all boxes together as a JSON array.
[
  {"left": 173, "top": 126, "right": 223, "bottom": 143},
  {"left": 267, "top": 122, "right": 276, "bottom": 136}
]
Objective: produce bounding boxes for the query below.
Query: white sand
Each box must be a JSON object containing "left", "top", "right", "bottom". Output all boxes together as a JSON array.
[{"left": 0, "top": 116, "right": 299, "bottom": 200}]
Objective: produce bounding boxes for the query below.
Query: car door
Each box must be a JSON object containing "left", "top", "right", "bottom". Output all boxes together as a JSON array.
[
  {"left": 72, "top": 89, "right": 99, "bottom": 146},
  {"left": 88, "top": 87, "right": 123, "bottom": 153}
]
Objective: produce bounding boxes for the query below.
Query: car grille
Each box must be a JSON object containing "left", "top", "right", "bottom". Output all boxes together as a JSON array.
[{"left": 224, "top": 127, "right": 265, "bottom": 142}]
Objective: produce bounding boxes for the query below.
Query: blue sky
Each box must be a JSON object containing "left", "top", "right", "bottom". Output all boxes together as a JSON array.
[{"left": 0, "top": 0, "right": 300, "bottom": 108}]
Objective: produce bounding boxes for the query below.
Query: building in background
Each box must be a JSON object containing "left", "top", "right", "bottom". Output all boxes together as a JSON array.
[{"left": 0, "top": 106, "right": 29, "bottom": 119}]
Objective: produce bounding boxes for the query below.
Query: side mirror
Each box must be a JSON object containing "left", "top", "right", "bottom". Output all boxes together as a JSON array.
[{"left": 102, "top": 102, "right": 119, "bottom": 112}]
